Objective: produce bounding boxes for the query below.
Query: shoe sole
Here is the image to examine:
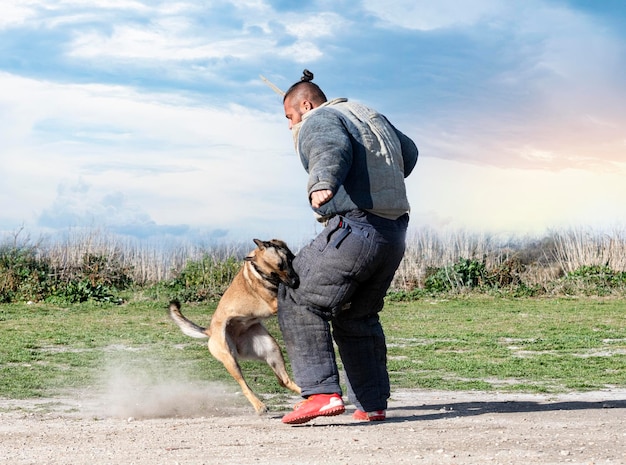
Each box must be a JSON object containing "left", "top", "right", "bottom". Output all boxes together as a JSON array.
[
  {"left": 353, "top": 411, "right": 386, "bottom": 421},
  {"left": 282, "top": 405, "right": 346, "bottom": 425}
]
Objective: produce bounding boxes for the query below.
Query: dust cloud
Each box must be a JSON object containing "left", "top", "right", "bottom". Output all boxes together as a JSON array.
[{"left": 93, "top": 352, "right": 248, "bottom": 419}]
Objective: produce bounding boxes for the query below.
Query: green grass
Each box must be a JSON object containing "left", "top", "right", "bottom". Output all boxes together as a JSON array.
[
  {"left": 0, "top": 297, "right": 624, "bottom": 404},
  {"left": 0, "top": 301, "right": 226, "bottom": 399},
  {"left": 384, "top": 297, "right": 626, "bottom": 392}
]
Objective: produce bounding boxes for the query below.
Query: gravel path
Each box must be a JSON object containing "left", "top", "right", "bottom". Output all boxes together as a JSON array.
[{"left": 1, "top": 388, "right": 625, "bottom": 464}]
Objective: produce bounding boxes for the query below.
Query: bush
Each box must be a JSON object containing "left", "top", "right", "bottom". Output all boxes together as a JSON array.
[
  {"left": 0, "top": 245, "right": 51, "bottom": 303},
  {"left": 424, "top": 258, "right": 488, "bottom": 292},
  {"left": 567, "top": 265, "right": 625, "bottom": 283},
  {"left": 4, "top": 227, "right": 626, "bottom": 303},
  {"left": 47, "top": 253, "right": 134, "bottom": 304},
  {"left": 489, "top": 256, "right": 525, "bottom": 286},
  {"left": 156, "top": 254, "right": 241, "bottom": 302},
  {"left": 562, "top": 265, "right": 626, "bottom": 296},
  {"left": 0, "top": 238, "right": 134, "bottom": 303}
]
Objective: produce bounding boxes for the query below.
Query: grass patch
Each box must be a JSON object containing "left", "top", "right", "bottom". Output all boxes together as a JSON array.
[
  {"left": 383, "top": 297, "right": 626, "bottom": 392},
  {"left": 0, "top": 297, "right": 624, "bottom": 405},
  {"left": 0, "top": 301, "right": 226, "bottom": 399}
]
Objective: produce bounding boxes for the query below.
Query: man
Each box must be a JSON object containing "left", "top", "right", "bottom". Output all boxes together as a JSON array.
[{"left": 278, "top": 70, "right": 418, "bottom": 425}]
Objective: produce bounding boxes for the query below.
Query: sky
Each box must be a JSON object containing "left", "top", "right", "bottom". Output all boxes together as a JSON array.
[{"left": 1, "top": 0, "right": 625, "bottom": 246}]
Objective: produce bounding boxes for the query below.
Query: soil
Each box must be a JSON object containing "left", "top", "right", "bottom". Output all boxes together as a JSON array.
[{"left": 1, "top": 387, "right": 625, "bottom": 465}]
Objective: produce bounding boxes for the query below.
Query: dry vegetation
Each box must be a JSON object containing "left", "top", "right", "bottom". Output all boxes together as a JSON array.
[
  {"left": 41, "top": 226, "right": 626, "bottom": 283},
  {"left": 392, "top": 226, "right": 626, "bottom": 294},
  {"left": 2, "top": 225, "right": 626, "bottom": 303}
]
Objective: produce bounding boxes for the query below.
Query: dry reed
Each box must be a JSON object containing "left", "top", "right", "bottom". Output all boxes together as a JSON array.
[{"left": 4, "top": 225, "right": 625, "bottom": 291}]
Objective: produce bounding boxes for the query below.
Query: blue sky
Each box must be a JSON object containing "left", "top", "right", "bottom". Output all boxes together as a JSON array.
[{"left": 1, "top": 0, "right": 625, "bottom": 246}]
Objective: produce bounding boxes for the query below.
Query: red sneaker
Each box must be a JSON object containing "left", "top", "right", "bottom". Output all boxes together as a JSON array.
[
  {"left": 282, "top": 394, "right": 345, "bottom": 425},
  {"left": 353, "top": 409, "right": 386, "bottom": 421}
]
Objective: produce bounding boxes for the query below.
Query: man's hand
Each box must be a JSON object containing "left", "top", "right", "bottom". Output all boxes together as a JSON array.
[{"left": 310, "top": 189, "right": 333, "bottom": 209}]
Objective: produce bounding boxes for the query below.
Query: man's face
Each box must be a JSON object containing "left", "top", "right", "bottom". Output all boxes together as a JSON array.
[{"left": 283, "top": 96, "right": 311, "bottom": 130}]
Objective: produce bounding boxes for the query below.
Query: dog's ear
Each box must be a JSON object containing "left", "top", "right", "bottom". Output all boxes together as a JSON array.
[{"left": 253, "top": 238, "right": 265, "bottom": 249}]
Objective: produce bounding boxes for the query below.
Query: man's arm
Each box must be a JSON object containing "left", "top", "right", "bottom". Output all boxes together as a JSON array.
[
  {"left": 298, "top": 111, "right": 353, "bottom": 207},
  {"left": 393, "top": 127, "right": 418, "bottom": 177}
]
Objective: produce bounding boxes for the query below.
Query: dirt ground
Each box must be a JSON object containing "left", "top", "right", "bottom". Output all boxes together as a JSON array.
[{"left": 1, "top": 386, "right": 625, "bottom": 465}]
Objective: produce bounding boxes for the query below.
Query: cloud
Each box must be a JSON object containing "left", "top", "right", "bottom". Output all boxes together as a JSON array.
[
  {"left": 0, "top": 71, "right": 311, "bottom": 242},
  {"left": 0, "top": 1, "right": 35, "bottom": 29},
  {"left": 58, "top": 2, "right": 345, "bottom": 66},
  {"left": 362, "top": 0, "right": 506, "bottom": 31},
  {"left": 68, "top": 23, "right": 276, "bottom": 62},
  {"left": 0, "top": 70, "right": 287, "bottom": 156},
  {"left": 0, "top": 0, "right": 151, "bottom": 30},
  {"left": 37, "top": 180, "right": 191, "bottom": 238},
  {"left": 6, "top": 1, "right": 625, "bottom": 175},
  {"left": 373, "top": 1, "right": 626, "bottom": 174},
  {"left": 282, "top": 11, "right": 346, "bottom": 39},
  {"left": 2, "top": 0, "right": 624, "bottom": 242}
]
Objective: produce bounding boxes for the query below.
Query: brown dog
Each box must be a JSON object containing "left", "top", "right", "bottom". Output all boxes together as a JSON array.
[{"left": 168, "top": 239, "right": 301, "bottom": 414}]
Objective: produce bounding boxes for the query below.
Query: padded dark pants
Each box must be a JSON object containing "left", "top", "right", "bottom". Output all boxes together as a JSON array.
[{"left": 278, "top": 211, "right": 408, "bottom": 412}]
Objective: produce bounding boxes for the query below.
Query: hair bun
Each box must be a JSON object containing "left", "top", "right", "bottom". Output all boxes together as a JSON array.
[{"left": 301, "top": 69, "right": 314, "bottom": 82}]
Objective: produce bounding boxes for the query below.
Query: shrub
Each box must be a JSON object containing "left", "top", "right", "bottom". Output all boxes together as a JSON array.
[
  {"left": 424, "top": 258, "right": 488, "bottom": 292},
  {"left": 562, "top": 265, "right": 626, "bottom": 296},
  {"left": 47, "top": 253, "right": 134, "bottom": 304},
  {"left": 159, "top": 254, "right": 241, "bottom": 302},
  {"left": 489, "top": 256, "right": 525, "bottom": 287},
  {"left": 0, "top": 237, "right": 134, "bottom": 303},
  {"left": 0, "top": 245, "right": 51, "bottom": 303}
]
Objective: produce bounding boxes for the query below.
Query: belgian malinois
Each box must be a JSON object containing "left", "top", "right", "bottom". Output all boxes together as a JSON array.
[{"left": 168, "top": 239, "right": 301, "bottom": 414}]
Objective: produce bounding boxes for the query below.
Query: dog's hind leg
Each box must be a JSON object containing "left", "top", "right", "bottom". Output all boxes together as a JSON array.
[
  {"left": 208, "top": 335, "right": 268, "bottom": 414},
  {"left": 238, "top": 323, "right": 301, "bottom": 395}
]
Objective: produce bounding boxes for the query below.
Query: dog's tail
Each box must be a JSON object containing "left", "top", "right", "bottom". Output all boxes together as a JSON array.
[{"left": 168, "top": 299, "right": 210, "bottom": 339}]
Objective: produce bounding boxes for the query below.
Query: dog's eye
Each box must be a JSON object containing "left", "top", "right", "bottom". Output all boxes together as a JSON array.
[{"left": 278, "top": 263, "right": 285, "bottom": 271}]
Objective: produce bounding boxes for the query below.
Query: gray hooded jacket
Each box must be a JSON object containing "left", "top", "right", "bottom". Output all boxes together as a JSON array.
[{"left": 292, "top": 98, "right": 418, "bottom": 221}]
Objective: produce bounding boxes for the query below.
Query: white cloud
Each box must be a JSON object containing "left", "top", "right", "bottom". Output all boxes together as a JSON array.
[
  {"left": 0, "top": 71, "right": 311, "bottom": 240},
  {"left": 46, "top": 0, "right": 149, "bottom": 11},
  {"left": 0, "top": 0, "right": 151, "bottom": 29},
  {"left": 362, "top": 0, "right": 506, "bottom": 31},
  {"left": 67, "top": 7, "right": 274, "bottom": 62},
  {"left": 384, "top": 1, "right": 626, "bottom": 174},
  {"left": 519, "top": 147, "right": 555, "bottom": 163},
  {"left": 0, "top": 0, "right": 38, "bottom": 29},
  {"left": 0, "top": 71, "right": 278, "bottom": 152},
  {"left": 283, "top": 11, "right": 345, "bottom": 39},
  {"left": 276, "top": 41, "right": 324, "bottom": 63},
  {"left": 2, "top": 0, "right": 624, "bottom": 241},
  {"left": 68, "top": 25, "right": 263, "bottom": 61},
  {"left": 37, "top": 179, "right": 192, "bottom": 237},
  {"left": 58, "top": 2, "right": 344, "bottom": 64}
]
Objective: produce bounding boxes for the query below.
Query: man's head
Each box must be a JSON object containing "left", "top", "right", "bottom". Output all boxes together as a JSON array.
[{"left": 283, "top": 70, "right": 327, "bottom": 129}]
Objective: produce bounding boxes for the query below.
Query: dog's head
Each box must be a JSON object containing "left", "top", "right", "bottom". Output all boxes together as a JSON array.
[{"left": 245, "top": 238, "right": 299, "bottom": 289}]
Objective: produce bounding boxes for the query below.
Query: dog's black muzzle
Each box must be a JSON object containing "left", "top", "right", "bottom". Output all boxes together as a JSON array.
[{"left": 286, "top": 275, "right": 300, "bottom": 289}]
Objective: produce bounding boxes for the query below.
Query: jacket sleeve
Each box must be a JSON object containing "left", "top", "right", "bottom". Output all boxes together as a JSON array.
[
  {"left": 394, "top": 126, "right": 418, "bottom": 177},
  {"left": 298, "top": 111, "right": 353, "bottom": 198}
]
